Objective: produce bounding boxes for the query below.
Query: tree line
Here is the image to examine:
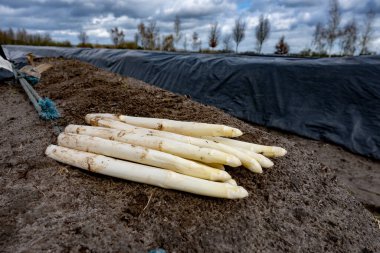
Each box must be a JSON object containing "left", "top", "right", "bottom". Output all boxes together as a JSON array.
[
  {"left": 311, "top": 0, "right": 376, "bottom": 56},
  {"left": 1, "top": 0, "right": 377, "bottom": 56},
  {"left": 0, "top": 28, "right": 72, "bottom": 47},
  {"left": 102, "top": 0, "right": 376, "bottom": 56},
  {"left": 102, "top": 16, "right": 271, "bottom": 53}
]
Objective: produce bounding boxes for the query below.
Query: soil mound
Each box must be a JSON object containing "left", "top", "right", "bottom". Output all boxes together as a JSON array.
[{"left": 1, "top": 59, "right": 379, "bottom": 252}]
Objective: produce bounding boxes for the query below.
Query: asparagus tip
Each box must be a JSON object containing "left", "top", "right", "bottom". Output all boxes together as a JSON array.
[
  {"left": 226, "top": 155, "right": 243, "bottom": 167},
  {"left": 225, "top": 179, "right": 238, "bottom": 186},
  {"left": 248, "top": 165, "right": 263, "bottom": 174},
  {"left": 227, "top": 186, "right": 249, "bottom": 199},
  {"left": 226, "top": 126, "right": 243, "bottom": 137},
  {"left": 274, "top": 147, "right": 287, "bottom": 156},
  {"left": 211, "top": 170, "right": 232, "bottom": 182}
]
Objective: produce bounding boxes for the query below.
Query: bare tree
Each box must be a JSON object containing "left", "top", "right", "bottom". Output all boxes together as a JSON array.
[
  {"left": 192, "top": 31, "right": 200, "bottom": 51},
  {"left": 174, "top": 15, "right": 182, "bottom": 48},
  {"left": 16, "top": 28, "right": 27, "bottom": 43},
  {"left": 146, "top": 20, "right": 159, "bottom": 50},
  {"left": 183, "top": 34, "right": 188, "bottom": 51},
  {"left": 222, "top": 34, "right": 232, "bottom": 51},
  {"left": 208, "top": 22, "right": 220, "bottom": 50},
  {"left": 43, "top": 33, "right": 52, "bottom": 44},
  {"left": 326, "top": 0, "right": 341, "bottom": 56},
  {"left": 110, "top": 27, "right": 125, "bottom": 47},
  {"left": 7, "top": 28, "right": 14, "bottom": 43},
  {"left": 255, "top": 14, "right": 271, "bottom": 54},
  {"left": 275, "top": 36, "right": 289, "bottom": 55},
  {"left": 312, "top": 22, "right": 326, "bottom": 53},
  {"left": 78, "top": 31, "right": 89, "bottom": 45},
  {"left": 137, "top": 22, "right": 147, "bottom": 49},
  {"left": 359, "top": 10, "right": 376, "bottom": 55},
  {"left": 340, "top": 19, "right": 358, "bottom": 56},
  {"left": 134, "top": 32, "right": 139, "bottom": 47},
  {"left": 156, "top": 36, "right": 161, "bottom": 51},
  {"left": 232, "top": 18, "right": 246, "bottom": 53},
  {"left": 162, "top": 34, "right": 175, "bottom": 51}
]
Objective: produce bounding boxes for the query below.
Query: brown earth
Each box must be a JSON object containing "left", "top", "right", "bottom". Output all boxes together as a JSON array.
[{"left": 1, "top": 58, "right": 379, "bottom": 253}]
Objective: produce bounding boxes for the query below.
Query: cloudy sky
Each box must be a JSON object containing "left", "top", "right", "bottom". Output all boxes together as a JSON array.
[{"left": 1, "top": 0, "right": 379, "bottom": 53}]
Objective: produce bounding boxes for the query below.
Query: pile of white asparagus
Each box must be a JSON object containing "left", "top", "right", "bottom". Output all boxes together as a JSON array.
[{"left": 45, "top": 113, "right": 287, "bottom": 199}]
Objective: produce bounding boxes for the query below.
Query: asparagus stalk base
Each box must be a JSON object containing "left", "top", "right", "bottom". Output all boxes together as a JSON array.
[
  {"left": 45, "top": 145, "right": 248, "bottom": 199},
  {"left": 58, "top": 133, "right": 231, "bottom": 182}
]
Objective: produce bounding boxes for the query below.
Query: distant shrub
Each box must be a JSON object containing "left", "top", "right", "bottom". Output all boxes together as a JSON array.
[
  {"left": 116, "top": 41, "right": 139, "bottom": 49},
  {"left": 77, "top": 43, "right": 94, "bottom": 48}
]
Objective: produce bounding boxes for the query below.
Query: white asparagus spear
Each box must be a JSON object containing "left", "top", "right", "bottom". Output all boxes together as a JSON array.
[
  {"left": 225, "top": 179, "right": 238, "bottom": 186},
  {"left": 204, "top": 136, "right": 287, "bottom": 157},
  {"left": 217, "top": 145, "right": 262, "bottom": 173},
  {"left": 58, "top": 133, "right": 231, "bottom": 182},
  {"left": 190, "top": 161, "right": 226, "bottom": 170},
  {"left": 84, "top": 113, "right": 121, "bottom": 121},
  {"left": 86, "top": 116, "right": 262, "bottom": 173},
  {"left": 86, "top": 113, "right": 243, "bottom": 137},
  {"left": 236, "top": 149, "right": 274, "bottom": 168},
  {"left": 205, "top": 163, "right": 225, "bottom": 170},
  {"left": 45, "top": 145, "right": 248, "bottom": 199},
  {"left": 65, "top": 125, "right": 241, "bottom": 167}
]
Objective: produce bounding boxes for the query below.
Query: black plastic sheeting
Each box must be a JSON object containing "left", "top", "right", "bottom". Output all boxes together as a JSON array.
[
  {"left": 0, "top": 46, "right": 13, "bottom": 80},
  {"left": 0, "top": 66, "right": 13, "bottom": 80},
  {"left": 3, "top": 45, "right": 380, "bottom": 159},
  {"left": 0, "top": 45, "right": 7, "bottom": 60}
]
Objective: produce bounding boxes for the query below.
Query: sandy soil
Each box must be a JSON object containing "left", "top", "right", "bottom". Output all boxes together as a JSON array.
[
  {"left": 0, "top": 58, "right": 379, "bottom": 252},
  {"left": 266, "top": 127, "right": 380, "bottom": 215}
]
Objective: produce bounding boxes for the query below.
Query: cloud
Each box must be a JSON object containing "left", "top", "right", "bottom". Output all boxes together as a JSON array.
[
  {"left": 0, "top": 0, "right": 379, "bottom": 54},
  {"left": 278, "top": 0, "right": 320, "bottom": 8},
  {"left": 160, "top": 0, "right": 236, "bottom": 19}
]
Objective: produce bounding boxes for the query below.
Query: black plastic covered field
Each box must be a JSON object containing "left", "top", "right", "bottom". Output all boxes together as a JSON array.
[{"left": 2, "top": 45, "right": 380, "bottom": 159}]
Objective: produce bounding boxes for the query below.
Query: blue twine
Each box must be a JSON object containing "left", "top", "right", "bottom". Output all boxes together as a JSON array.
[
  {"left": 15, "top": 71, "right": 40, "bottom": 86},
  {"left": 38, "top": 97, "right": 60, "bottom": 120},
  {"left": 24, "top": 76, "right": 40, "bottom": 86},
  {"left": 148, "top": 249, "right": 166, "bottom": 253}
]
